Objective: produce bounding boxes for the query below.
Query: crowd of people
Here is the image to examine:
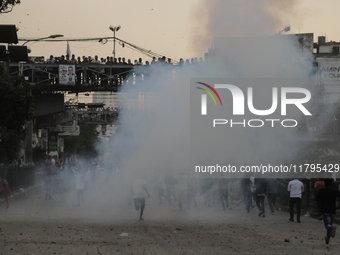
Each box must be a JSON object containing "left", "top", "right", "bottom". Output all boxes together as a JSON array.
[
  {"left": 11, "top": 54, "right": 205, "bottom": 86},
  {"left": 2, "top": 158, "right": 339, "bottom": 245},
  {"left": 71, "top": 106, "right": 119, "bottom": 124},
  {"left": 28, "top": 54, "right": 204, "bottom": 67},
  {"left": 41, "top": 158, "right": 109, "bottom": 205},
  {"left": 154, "top": 174, "right": 340, "bottom": 245}
]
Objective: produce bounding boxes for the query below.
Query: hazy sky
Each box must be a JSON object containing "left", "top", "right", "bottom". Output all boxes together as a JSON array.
[{"left": 1, "top": 0, "right": 340, "bottom": 62}]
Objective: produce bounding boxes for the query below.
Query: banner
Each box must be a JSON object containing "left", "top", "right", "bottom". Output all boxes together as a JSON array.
[
  {"left": 317, "top": 58, "right": 340, "bottom": 88},
  {"left": 59, "top": 64, "right": 75, "bottom": 85},
  {"left": 59, "top": 120, "right": 80, "bottom": 136},
  {"left": 48, "top": 132, "right": 58, "bottom": 153}
]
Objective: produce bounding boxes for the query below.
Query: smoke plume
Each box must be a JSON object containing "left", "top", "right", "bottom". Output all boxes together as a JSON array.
[{"left": 189, "top": 0, "right": 303, "bottom": 55}]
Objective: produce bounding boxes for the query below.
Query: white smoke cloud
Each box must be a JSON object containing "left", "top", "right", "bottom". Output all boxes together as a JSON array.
[
  {"left": 63, "top": 0, "right": 325, "bottom": 222},
  {"left": 189, "top": 0, "right": 304, "bottom": 55}
]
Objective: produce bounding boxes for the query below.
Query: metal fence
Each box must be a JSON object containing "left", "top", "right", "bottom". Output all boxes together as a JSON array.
[{"left": 8, "top": 63, "right": 138, "bottom": 87}]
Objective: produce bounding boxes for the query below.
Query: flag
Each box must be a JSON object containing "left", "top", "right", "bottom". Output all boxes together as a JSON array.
[{"left": 66, "top": 41, "right": 71, "bottom": 58}]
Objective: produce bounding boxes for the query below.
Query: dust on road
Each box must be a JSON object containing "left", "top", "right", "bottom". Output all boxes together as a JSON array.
[{"left": 0, "top": 187, "right": 338, "bottom": 255}]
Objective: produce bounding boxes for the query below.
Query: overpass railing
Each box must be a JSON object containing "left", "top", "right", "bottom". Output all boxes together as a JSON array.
[
  {"left": 71, "top": 108, "right": 119, "bottom": 125},
  {"left": 8, "top": 63, "right": 144, "bottom": 87}
]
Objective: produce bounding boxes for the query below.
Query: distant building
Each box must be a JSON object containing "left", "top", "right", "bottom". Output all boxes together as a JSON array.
[{"left": 314, "top": 36, "right": 340, "bottom": 55}]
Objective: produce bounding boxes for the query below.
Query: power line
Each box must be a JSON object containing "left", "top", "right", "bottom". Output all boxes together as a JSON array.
[{"left": 18, "top": 36, "right": 178, "bottom": 63}]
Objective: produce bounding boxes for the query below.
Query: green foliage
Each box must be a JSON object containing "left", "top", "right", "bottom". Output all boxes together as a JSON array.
[
  {"left": 0, "top": 62, "right": 34, "bottom": 163},
  {"left": 64, "top": 125, "right": 100, "bottom": 159},
  {"left": 0, "top": 0, "right": 21, "bottom": 13}
]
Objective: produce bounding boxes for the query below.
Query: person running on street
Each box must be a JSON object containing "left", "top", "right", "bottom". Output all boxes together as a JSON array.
[
  {"left": 255, "top": 178, "right": 267, "bottom": 217},
  {"left": 316, "top": 178, "right": 340, "bottom": 244},
  {"left": 288, "top": 178, "right": 304, "bottom": 223},
  {"left": 132, "top": 179, "right": 150, "bottom": 221},
  {"left": 266, "top": 178, "right": 278, "bottom": 215}
]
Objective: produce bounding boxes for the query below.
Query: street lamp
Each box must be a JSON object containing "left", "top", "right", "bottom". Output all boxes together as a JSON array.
[
  {"left": 109, "top": 25, "right": 121, "bottom": 59},
  {"left": 278, "top": 25, "right": 291, "bottom": 35},
  {"left": 22, "top": 34, "right": 64, "bottom": 46}
]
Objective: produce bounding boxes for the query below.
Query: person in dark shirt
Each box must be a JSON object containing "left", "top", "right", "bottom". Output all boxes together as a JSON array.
[
  {"left": 255, "top": 178, "right": 267, "bottom": 217},
  {"left": 314, "top": 179, "right": 325, "bottom": 220},
  {"left": 266, "top": 178, "right": 278, "bottom": 214},
  {"left": 316, "top": 178, "right": 340, "bottom": 244}
]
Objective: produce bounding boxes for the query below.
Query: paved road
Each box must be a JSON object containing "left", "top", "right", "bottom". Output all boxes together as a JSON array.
[{"left": 0, "top": 186, "right": 339, "bottom": 255}]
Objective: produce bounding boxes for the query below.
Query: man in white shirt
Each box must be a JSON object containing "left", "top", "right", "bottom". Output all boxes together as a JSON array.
[
  {"left": 132, "top": 179, "right": 150, "bottom": 221},
  {"left": 287, "top": 178, "right": 304, "bottom": 223}
]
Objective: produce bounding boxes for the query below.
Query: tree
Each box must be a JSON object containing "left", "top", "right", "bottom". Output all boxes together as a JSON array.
[
  {"left": 0, "top": 0, "right": 21, "bottom": 14},
  {"left": 0, "top": 62, "right": 33, "bottom": 163}
]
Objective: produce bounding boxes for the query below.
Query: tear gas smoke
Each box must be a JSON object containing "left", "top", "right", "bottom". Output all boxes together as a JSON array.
[
  {"left": 47, "top": 1, "right": 331, "bottom": 222},
  {"left": 189, "top": 0, "right": 303, "bottom": 55}
]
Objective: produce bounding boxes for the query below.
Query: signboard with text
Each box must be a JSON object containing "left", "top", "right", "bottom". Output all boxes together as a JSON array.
[
  {"left": 317, "top": 58, "right": 340, "bottom": 90},
  {"left": 59, "top": 120, "right": 80, "bottom": 136}
]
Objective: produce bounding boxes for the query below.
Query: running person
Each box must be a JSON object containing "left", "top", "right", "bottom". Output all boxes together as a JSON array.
[
  {"left": 255, "top": 178, "right": 267, "bottom": 217},
  {"left": 316, "top": 178, "right": 340, "bottom": 244},
  {"left": 288, "top": 178, "right": 304, "bottom": 223},
  {"left": 132, "top": 179, "right": 150, "bottom": 221}
]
